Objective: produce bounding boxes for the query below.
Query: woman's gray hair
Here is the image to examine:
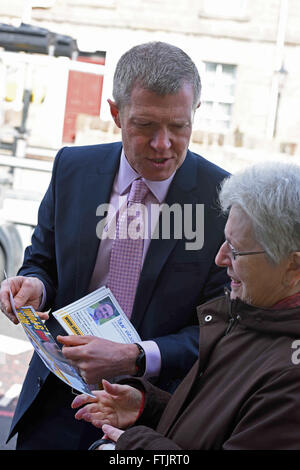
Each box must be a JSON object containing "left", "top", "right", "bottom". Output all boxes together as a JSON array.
[
  {"left": 112, "top": 41, "right": 201, "bottom": 110},
  {"left": 219, "top": 161, "right": 300, "bottom": 264}
]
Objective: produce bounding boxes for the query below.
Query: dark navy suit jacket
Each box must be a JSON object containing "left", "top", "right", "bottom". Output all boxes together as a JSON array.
[{"left": 9, "top": 142, "right": 229, "bottom": 442}]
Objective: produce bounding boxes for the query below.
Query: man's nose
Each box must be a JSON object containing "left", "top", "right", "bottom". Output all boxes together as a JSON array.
[
  {"left": 215, "top": 241, "right": 231, "bottom": 268},
  {"left": 150, "top": 128, "right": 171, "bottom": 151}
]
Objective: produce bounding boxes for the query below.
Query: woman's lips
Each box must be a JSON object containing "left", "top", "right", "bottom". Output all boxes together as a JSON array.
[
  {"left": 230, "top": 277, "right": 242, "bottom": 288},
  {"left": 228, "top": 272, "right": 242, "bottom": 287}
]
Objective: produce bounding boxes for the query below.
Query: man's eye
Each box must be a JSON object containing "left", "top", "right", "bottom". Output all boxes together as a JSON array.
[
  {"left": 136, "top": 122, "right": 151, "bottom": 127},
  {"left": 171, "top": 123, "right": 188, "bottom": 130}
]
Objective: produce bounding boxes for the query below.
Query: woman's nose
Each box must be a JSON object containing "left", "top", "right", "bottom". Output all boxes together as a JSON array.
[{"left": 215, "top": 241, "right": 232, "bottom": 268}]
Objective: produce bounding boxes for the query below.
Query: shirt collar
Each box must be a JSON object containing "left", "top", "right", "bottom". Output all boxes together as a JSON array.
[{"left": 117, "top": 148, "right": 175, "bottom": 203}]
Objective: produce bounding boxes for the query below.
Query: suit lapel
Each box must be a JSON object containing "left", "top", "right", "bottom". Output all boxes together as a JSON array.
[
  {"left": 73, "top": 148, "right": 204, "bottom": 322},
  {"left": 131, "top": 151, "right": 199, "bottom": 329},
  {"left": 74, "top": 144, "right": 121, "bottom": 298}
]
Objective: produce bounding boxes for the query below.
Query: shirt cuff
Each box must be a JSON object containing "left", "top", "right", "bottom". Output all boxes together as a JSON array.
[{"left": 138, "top": 340, "right": 161, "bottom": 379}]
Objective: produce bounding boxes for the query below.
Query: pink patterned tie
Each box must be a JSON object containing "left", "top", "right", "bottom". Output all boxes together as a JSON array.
[{"left": 107, "top": 179, "right": 149, "bottom": 318}]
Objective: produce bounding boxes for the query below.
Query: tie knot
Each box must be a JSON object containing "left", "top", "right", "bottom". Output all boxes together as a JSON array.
[{"left": 128, "top": 179, "right": 149, "bottom": 204}]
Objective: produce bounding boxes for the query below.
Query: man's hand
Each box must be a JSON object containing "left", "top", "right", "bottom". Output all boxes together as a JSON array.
[
  {"left": 57, "top": 335, "right": 140, "bottom": 383},
  {"left": 71, "top": 379, "right": 143, "bottom": 429},
  {"left": 0, "top": 276, "right": 46, "bottom": 324}
]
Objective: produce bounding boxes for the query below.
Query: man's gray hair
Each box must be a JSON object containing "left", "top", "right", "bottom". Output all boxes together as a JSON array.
[
  {"left": 219, "top": 161, "right": 300, "bottom": 264},
  {"left": 113, "top": 41, "right": 201, "bottom": 110}
]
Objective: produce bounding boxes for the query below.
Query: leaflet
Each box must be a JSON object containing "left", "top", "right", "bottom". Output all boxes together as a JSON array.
[
  {"left": 52, "top": 286, "right": 141, "bottom": 344},
  {"left": 15, "top": 306, "right": 94, "bottom": 396},
  {"left": 5, "top": 270, "right": 140, "bottom": 395},
  {"left": 4, "top": 271, "right": 94, "bottom": 396}
]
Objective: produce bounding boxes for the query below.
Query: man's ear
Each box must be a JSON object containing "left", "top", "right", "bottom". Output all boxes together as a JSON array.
[
  {"left": 192, "top": 101, "right": 201, "bottom": 122},
  {"left": 107, "top": 99, "right": 121, "bottom": 128}
]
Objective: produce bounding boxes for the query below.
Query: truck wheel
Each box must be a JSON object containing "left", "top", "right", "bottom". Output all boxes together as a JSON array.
[
  {"left": 0, "top": 245, "right": 6, "bottom": 282},
  {"left": 0, "top": 223, "right": 23, "bottom": 280}
]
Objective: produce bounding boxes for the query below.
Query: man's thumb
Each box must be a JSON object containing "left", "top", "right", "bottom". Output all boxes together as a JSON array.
[{"left": 13, "top": 288, "right": 29, "bottom": 309}]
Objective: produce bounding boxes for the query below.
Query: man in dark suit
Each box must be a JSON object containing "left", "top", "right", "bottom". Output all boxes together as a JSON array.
[{"left": 0, "top": 41, "right": 229, "bottom": 449}]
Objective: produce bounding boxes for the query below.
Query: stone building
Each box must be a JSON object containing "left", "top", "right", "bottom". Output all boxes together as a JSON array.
[{"left": 0, "top": 0, "right": 299, "bottom": 171}]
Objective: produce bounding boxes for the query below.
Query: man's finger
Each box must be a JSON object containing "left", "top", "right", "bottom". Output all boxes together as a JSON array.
[
  {"left": 13, "top": 280, "right": 37, "bottom": 308},
  {"left": 57, "top": 336, "right": 92, "bottom": 361},
  {"left": 36, "top": 311, "right": 49, "bottom": 321},
  {"left": 61, "top": 346, "right": 84, "bottom": 362},
  {"left": 2, "top": 310, "right": 19, "bottom": 324},
  {"left": 0, "top": 289, "right": 11, "bottom": 312},
  {"left": 0, "top": 298, "right": 19, "bottom": 324},
  {"left": 0, "top": 283, "right": 17, "bottom": 316},
  {"left": 13, "top": 292, "right": 30, "bottom": 309},
  {"left": 0, "top": 276, "right": 43, "bottom": 313},
  {"left": 57, "top": 335, "right": 91, "bottom": 346}
]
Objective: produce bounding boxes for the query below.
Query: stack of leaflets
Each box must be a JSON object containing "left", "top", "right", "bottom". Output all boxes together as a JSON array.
[
  {"left": 5, "top": 273, "right": 141, "bottom": 396},
  {"left": 14, "top": 305, "right": 94, "bottom": 396},
  {"left": 52, "top": 286, "right": 141, "bottom": 345}
]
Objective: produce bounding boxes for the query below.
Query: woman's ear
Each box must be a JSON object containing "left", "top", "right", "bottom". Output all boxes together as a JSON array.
[
  {"left": 285, "top": 252, "right": 300, "bottom": 288},
  {"left": 107, "top": 99, "right": 121, "bottom": 128}
]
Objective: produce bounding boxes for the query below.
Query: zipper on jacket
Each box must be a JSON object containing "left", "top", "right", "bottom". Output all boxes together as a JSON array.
[
  {"left": 225, "top": 316, "right": 240, "bottom": 334},
  {"left": 225, "top": 288, "right": 239, "bottom": 334}
]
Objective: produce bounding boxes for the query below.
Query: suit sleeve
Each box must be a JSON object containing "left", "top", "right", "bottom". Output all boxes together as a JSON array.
[
  {"left": 154, "top": 259, "right": 228, "bottom": 390},
  {"left": 17, "top": 148, "right": 65, "bottom": 310}
]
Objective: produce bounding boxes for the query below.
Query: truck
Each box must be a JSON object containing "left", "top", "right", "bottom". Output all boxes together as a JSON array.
[{"left": 0, "top": 22, "right": 105, "bottom": 281}]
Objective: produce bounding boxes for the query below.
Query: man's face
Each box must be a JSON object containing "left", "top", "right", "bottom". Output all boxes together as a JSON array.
[
  {"left": 109, "top": 83, "right": 198, "bottom": 181},
  {"left": 96, "top": 303, "right": 114, "bottom": 319}
]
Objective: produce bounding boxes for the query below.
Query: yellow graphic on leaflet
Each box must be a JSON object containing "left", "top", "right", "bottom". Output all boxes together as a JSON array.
[
  {"left": 17, "top": 307, "right": 45, "bottom": 330},
  {"left": 62, "top": 314, "right": 84, "bottom": 335}
]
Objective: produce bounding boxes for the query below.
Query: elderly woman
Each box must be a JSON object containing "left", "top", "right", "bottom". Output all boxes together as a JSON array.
[{"left": 72, "top": 161, "right": 300, "bottom": 450}]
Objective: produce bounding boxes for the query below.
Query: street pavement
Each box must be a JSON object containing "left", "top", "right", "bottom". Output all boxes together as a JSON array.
[{"left": 0, "top": 314, "right": 33, "bottom": 450}]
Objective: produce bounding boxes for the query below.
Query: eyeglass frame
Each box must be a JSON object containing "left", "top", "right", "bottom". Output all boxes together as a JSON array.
[{"left": 226, "top": 241, "right": 266, "bottom": 261}]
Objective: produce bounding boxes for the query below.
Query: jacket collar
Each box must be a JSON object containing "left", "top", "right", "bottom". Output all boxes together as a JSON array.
[{"left": 197, "top": 289, "right": 300, "bottom": 338}]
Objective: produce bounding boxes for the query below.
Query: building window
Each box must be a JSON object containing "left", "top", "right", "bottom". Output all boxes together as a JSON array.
[{"left": 197, "top": 62, "right": 237, "bottom": 133}]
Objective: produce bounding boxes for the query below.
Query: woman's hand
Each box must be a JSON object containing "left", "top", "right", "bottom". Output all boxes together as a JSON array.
[
  {"left": 71, "top": 379, "right": 143, "bottom": 429},
  {"left": 99, "top": 424, "right": 124, "bottom": 449}
]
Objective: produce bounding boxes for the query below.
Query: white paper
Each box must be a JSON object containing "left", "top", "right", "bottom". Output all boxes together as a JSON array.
[
  {"left": 52, "top": 286, "right": 141, "bottom": 344},
  {"left": 4, "top": 271, "right": 94, "bottom": 396}
]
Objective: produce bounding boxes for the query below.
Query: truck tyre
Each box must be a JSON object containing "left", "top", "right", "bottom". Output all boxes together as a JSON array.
[
  {"left": 0, "top": 245, "right": 6, "bottom": 282},
  {"left": 0, "top": 223, "right": 23, "bottom": 282}
]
